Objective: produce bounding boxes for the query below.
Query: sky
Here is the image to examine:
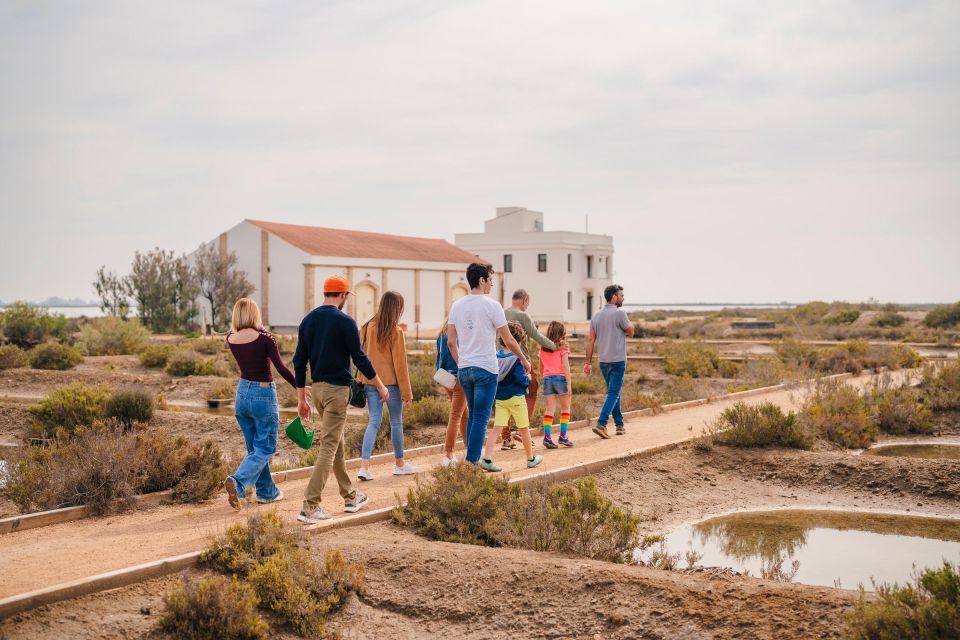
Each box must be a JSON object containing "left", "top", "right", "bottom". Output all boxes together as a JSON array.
[{"left": 0, "top": 0, "right": 958, "bottom": 305}]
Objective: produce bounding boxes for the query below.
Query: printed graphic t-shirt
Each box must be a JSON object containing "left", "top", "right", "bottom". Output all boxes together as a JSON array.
[{"left": 448, "top": 294, "right": 508, "bottom": 375}]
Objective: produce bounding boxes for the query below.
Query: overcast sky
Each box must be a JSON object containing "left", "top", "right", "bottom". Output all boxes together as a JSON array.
[{"left": 1, "top": 0, "right": 957, "bottom": 305}]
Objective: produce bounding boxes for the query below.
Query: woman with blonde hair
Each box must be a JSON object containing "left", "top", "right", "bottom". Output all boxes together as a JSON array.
[
  {"left": 436, "top": 314, "right": 467, "bottom": 465},
  {"left": 222, "top": 298, "right": 297, "bottom": 509},
  {"left": 356, "top": 291, "right": 416, "bottom": 480}
]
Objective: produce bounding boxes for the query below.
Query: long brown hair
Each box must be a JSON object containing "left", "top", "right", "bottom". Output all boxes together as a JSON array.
[
  {"left": 367, "top": 290, "right": 404, "bottom": 347},
  {"left": 544, "top": 321, "right": 566, "bottom": 351}
]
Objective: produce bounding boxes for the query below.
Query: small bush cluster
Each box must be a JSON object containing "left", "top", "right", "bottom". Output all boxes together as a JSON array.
[
  {"left": 0, "top": 302, "right": 68, "bottom": 348},
  {"left": 409, "top": 363, "right": 441, "bottom": 401},
  {"left": 405, "top": 395, "right": 450, "bottom": 427},
  {"left": 0, "top": 344, "right": 27, "bottom": 369},
  {"left": 104, "top": 386, "right": 155, "bottom": 429},
  {"left": 712, "top": 401, "right": 813, "bottom": 450},
  {"left": 659, "top": 340, "right": 720, "bottom": 378},
  {"left": 139, "top": 344, "right": 174, "bottom": 368},
  {"left": 76, "top": 317, "right": 149, "bottom": 355},
  {"left": 205, "top": 380, "right": 236, "bottom": 401},
  {"left": 195, "top": 511, "right": 364, "bottom": 637},
  {"left": 865, "top": 378, "right": 932, "bottom": 436},
  {"left": 166, "top": 350, "right": 222, "bottom": 377},
  {"left": 825, "top": 309, "right": 861, "bottom": 325},
  {"left": 870, "top": 311, "right": 906, "bottom": 328},
  {"left": 160, "top": 575, "right": 268, "bottom": 640},
  {"left": 919, "top": 361, "right": 960, "bottom": 412},
  {"left": 3, "top": 421, "right": 228, "bottom": 514},
  {"left": 571, "top": 375, "right": 604, "bottom": 395},
  {"left": 799, "top": 380, "right": 877, "bottom": 449},
  {"left": 843, "top": 560, "right": 959, "bottom": 640},
  {"left": 923, "top": 302, "right": 960, "bottom": 328},
  {"left": 29, "top": 342, "right": 83, "bottom": 370},
  {"left": 191, "top": 338, "right": 225, "bottom": 355},
  {"left": 29, "top": 382, "right": 112, "bottom": 438},
  {"left": 392, "top": 464, "right": 639, "bottom": 563}
]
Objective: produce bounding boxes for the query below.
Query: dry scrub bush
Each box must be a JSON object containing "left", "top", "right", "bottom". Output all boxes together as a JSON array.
[
  {"left": 76, "top": 317, "right": 149, "bottom": 355},
  {"left": 871, "top": 311, "right": 906, "bottom": 328},
  {"left": 740, "top": 358, "right": 790, "bottom": 388},
  {"left": 409, "top": 362, "right": 440, "bottom": 401},
  {"left": 205, "top": 380, "right": 236, "bottom": 401},
  {"left": 571, "top": 375, "right": 604, "bottom": 395},
  {"left": 776, "top": 339, "right": 821, "bottom": 370},
  {"left": 919, "top": 361, "right": 960, "bottom": 411},
  {"left": 166, "top": 350, "right": 223, "bottom": 377},
  {"left": 29, "top": 342, "right": 83, "bottom": 370},
  {"left": 0, "top": 344, "right": 27, "bottom": 369},
  {"left": 393, "top": 465, "right": 640, "bottom": 563},
  {"left": 659, "top": 340, "right": 719, "bottom": 378},
  {"left": 191, "top": 338, "right": 225, "bottom": 355},
  {"left": 139, "top": 344, "right": 174, "bottom": 368},
  {"left": 104, "top": 385, "right": 155, "bottom": 429},
  {"left": 569, "top": 392, "right": 598, "bottom": 421},
  {"left": 0, "top": 301, "right": 68, "bottom": 348},
  {"left": 712, "top": 401, "right": 813, "bottom": 450},
  {"left": 405, "top": 395, "right": 450, "bottom": 427},
  {"left": 923, "top": 302, "right": 960, "bottom": 328},
  {"left": 799, "top": 380, "right": 877, "bottom": 448},
  {"left": 29, "top": 382, "right": 111, "bottom": 438},
  {"left": 204, "top": 510, "right": 304, "bottom": 575},
  {"left": 865, "top": 377, "right": 932, "bottom": 436},
  {"left": 717, "top": 359, "right": 739, "bottom": 379},
  {"left": 160, "top": 575, "right": 268, "bottom": 640},
  {"left": 825, "top": 309, "right": 861, "bottom": 325},
  {"left": 843, "top": 560, "right": 959, "bottom": 640},
  {"left": 135, "top": 430, "right": 227, "bottom": 502}
]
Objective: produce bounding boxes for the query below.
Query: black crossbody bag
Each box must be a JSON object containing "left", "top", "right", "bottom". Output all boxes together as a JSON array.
[{"left": 349, "top": 324, "right": 368, "bottom": 409}]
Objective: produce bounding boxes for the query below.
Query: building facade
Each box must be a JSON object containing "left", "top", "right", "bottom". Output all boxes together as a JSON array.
[
  {"left": 455, "top": 207, "right": 615, "bottom": 322},
  {"left": 202, "top": 219, "right": 482, "bottom": 331}
]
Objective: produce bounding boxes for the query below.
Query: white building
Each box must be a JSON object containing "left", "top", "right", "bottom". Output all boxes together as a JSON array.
[
  {"left": 204, "top": 219, "right": 483, "bottom": 331},
  {"left": 455, "top": 207, "right": 615, "bottom": 322}
]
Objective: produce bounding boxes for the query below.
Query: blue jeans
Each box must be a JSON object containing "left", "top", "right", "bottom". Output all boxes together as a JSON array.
[
  {"left": 231, "top": 379, "right": 280, "bottom": 501},
  {"left": 361, "top": 384, "right": 405, "bottom": 460},
  {"left": 458, "top": 366, "right": 498, "bottom": 463},
  {"left": 598, "top": 361, "right": 626, "bottom": 427}
]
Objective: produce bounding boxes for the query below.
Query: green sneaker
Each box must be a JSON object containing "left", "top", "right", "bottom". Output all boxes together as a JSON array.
[
  {"left": 526, "top": 454, "right": 543, "bottom": 468},
  {"left": 479, "top": 458, "right": 502, "bottom": 473}
]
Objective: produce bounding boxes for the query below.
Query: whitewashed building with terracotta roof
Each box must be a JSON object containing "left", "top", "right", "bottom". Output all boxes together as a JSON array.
[{"left": 206, "top": 219, "right": 483, "bottom": 331}]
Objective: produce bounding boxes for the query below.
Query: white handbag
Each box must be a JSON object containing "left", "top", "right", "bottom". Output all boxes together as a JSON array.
[{"left": 433, "top": 367, "right": 457, "bottom": 390}]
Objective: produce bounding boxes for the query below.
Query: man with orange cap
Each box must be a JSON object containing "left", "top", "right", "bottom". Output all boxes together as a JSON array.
[{"left": 293, "top": 274, "right": 390, "bottom": 524}]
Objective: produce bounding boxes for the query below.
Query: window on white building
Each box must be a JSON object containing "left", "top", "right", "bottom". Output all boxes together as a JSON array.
[
  {"left": 538, "top": 254, "right": 547, "bottom": 272},
  {"left": 504, "top": 254, "right": 512, "bottom": 273},
  {"left": 567, "top": 291, "right": 572, "bottom": 310},
  {"left": 567, "top": 253, "right": 572, "bottom": 272},
  {"left": 586, "top": 255, "right": 593, "bottom": 279}
]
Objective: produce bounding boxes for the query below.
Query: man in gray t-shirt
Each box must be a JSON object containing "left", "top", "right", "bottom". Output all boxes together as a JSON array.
[{"left": 584, "top": 284, "right": 634, "bottom": 438}]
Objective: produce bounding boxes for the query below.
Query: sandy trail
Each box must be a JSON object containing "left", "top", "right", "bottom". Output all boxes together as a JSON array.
[{"left": 0, "top": 371, "right": 903, "bottom": 598}]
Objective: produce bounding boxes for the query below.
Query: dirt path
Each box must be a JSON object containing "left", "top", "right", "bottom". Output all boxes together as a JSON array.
[{"left": 0, "top": 371, "right": 905, "bottom": 599}]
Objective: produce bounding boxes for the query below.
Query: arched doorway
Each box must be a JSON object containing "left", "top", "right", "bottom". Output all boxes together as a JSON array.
[
  {"left": 451, "top": 284, "right": 469, "bottom": 304},
  {"left": 355, "top": 282, "right": 377, "bottom": 326}
]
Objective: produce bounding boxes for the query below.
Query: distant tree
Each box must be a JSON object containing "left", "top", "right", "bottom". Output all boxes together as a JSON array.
[
  {"left": 126, "top": 248, "right": 199, "bottom": 333},
  {"left": 93, "top": 266, "right": 131, "bottom": 319},
  {"left": 0, "top": 301, "right": 68, "bottom": 348},
  {"left": 924, "top": 302, "right": 960, "bottom": 329},
  {"left": 192, "top": 243, "right": 255, "bottom": 332}
]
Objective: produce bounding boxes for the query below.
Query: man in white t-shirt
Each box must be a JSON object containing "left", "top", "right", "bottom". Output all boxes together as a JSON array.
[{"left": 448, "top": 263, "right": 531, "bottom": 465}]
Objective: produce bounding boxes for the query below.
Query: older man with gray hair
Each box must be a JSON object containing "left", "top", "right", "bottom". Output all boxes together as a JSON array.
[{"left": 501, "top": 288, "right": 557, "bottom": 449}]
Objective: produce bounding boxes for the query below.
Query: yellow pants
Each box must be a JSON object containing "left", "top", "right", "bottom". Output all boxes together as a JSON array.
[{"left": 494, "top": 395, "right": 530, "bottom": 429}]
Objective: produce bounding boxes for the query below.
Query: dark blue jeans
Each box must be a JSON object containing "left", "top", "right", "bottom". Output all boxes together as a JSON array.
[
  {"left": 458, "top": 366, "right": 498, "bottom": 463},
  {"left": 231, "top": 379, "right": 281, "bottom": 501},
  {"left": 598, "top": 361, "right": 626, "bottom": 427}
]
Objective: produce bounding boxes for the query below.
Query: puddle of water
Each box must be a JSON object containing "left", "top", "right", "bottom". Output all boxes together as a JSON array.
[
  {"left": 863, "top": 444, "right": 960, "bottom": 460},
  {"left": 640, "top": 510, "right": 960, "bottom": 589}
]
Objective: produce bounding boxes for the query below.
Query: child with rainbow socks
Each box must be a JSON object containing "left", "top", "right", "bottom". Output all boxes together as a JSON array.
[{"left": 539, "top": 321, "right": 573, "bottom": 449}]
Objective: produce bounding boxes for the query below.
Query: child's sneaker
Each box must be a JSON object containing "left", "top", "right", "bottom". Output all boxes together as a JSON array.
[
  {"left": 479, "top": 458, "right": 502, "bottom": 472},
  {"left": 501, "top": 438, "right": 517, "bottom": 450},
  {"left": 542, "top": 436, "right": 559, "bottom": 449},
  {"left": 557, "top": 436, "right": 574, "bottom": 447},
  {"left": 526, "top": 454, "right": 543, "bottom": 468},
  {"left": 343, "top": 491, "right": 369, "bottom": 513}
]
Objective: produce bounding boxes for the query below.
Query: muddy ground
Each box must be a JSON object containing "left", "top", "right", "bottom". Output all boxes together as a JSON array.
[{"left": 4, "top": 417, "right": 959, "bottom": 640}]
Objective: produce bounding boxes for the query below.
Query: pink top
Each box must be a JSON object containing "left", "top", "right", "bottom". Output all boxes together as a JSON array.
[{"left": 539, "top": 346, "right": 569, "bottom": 378}]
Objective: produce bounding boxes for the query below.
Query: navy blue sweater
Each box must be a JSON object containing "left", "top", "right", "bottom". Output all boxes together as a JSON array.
[
  {"left": 293, "top": 305, "right": 376, "bottom": 387},
  {"left": 495, "top": 350, "right": 530, "bottom": 401}
]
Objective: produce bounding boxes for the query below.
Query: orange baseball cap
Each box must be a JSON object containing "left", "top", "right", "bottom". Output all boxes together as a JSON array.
[{"left": 323, "top": 274, "right": 352, "bottom": 294}]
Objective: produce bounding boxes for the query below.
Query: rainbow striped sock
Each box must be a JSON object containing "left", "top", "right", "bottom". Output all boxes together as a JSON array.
[
  {"left": 560, "top": 412, "right": 570, "bottom": 437},
  {"left": 543, "top": 415, "right": 554, "bottom": 438}
]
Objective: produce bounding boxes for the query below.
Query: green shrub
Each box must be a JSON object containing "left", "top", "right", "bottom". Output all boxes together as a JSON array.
[
  {"left": 799, "top": 380, "right": 876, "bottom": 448},
  {"left": 139, "top": 344, "right": 174, "bottom": 368},
  {"left": 28, "top": 382, "right": 111, "bottom": 438},
  {"left": 713, "top": 401, "right": 813, "bottom": 449},
  {"left": 160, "top": 575, "right": 268, "bottom": 640},
  {"left": 205, "top": 380, "right": 236, "bottom": 401},
  {"left": 717, "top": 359, "right": 739, "bottom": 379},
  {"left": 191, "top": 338, "right": 224, "bottom": 355},
  {"left": 0, "top": 301, "right": 68, "bottom": 348},
  {"left": 843, "top": 560, "right": 959, "bottom": 640},
  {"left": 193, "top": 356, "right": 222, "bottom": 377},
  {"left": 923, "top": 302, "right": 960, "bottom": 328},
  {"left": 776, "top": 338, "right": 820, "bottom": 370},
  {"left": 919, "top": 361, "right": 960, "bottom": 412},
  {"left": 203, "top": 511, "right": 303, "bottom": 575},
  {"left": 825, "top": 309, "right": 861, "bottom": 325},
  {"left": 104, "top": 386, "right": 155, "bottom": 429},
  {"left": 659, "top": 340, "right": 719, "bottom": 378},
  {"left": 166, "top": 351, "right": 201, "bottom": 376},
  {"left": 29, "top": 342, "right": 83, "bottom": 370},
  {"left": 0, "top": 344, "right": 27, "bottom": 369},
  {"left": 871, "top": 312, "right": 906, "bottom": 328},
  {"left": 76, "top": 317, "right": 149, "bottom": 355},
  {"left": 866, "top": 381, "right": 932, "bottom": 436},
  {"left": 740, "top": 358, "right": 789, "bottom": 387},
  {"left": 409, "top": 363, "right": 440, "bottom": 401},
  {"left": 571, "top": 375, "right": 604, "bottom": 394},
  {"left": 405, "top": 395, "right": 450, "bottom": 427}
]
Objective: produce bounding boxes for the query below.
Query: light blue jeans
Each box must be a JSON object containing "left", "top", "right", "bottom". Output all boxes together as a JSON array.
[
  {"left": 361, "top": 384, "right": 405, "bottom": 460},
  {"left": 458, "top": 366, "right": 498, "bottom": 463},
  {"left": 231, "top": 379, "right": 281, "bottom": 501},
  {"left": 598, "top": 361, "right": 626, "bottom": 428}
]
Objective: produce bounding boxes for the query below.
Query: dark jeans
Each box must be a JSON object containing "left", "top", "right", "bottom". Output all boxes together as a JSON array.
[
  {"left": 598, "top": 361, "right": 626, "bottom": 427},
  {"left": 458, "top": 366, "right": 498, "bottom": 463},
  {"left": 232, "top": 379, "right": 281, "bottom": 501}
]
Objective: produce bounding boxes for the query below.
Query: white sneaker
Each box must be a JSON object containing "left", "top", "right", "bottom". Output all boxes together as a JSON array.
[
  {"left": 393, "top": 462, "right": 418, "bottom": 476},
  {"left": 440, "top": 455, "right": 458, "bottom": 467},
  {"left": 297, "top": 507, "right": 331, "bottom": 524},
  {"left": 256, "top": 489, "right": 283, "bottom": 504},
  {"left": 357, "top": 468, "right": 374, "bottom": 481}
]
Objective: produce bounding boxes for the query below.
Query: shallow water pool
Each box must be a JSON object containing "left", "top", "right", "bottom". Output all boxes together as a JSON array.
[{"left": 863, "top": 443, "right": 960, "bottom": 461}]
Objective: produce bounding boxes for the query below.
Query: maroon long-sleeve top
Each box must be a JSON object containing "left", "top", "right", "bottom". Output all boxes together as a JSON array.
[{"left": 226, "top": 330, "right": 296, "bottom": 387}]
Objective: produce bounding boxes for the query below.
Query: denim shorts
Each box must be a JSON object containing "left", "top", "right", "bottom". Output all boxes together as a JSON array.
[{"left": 542, "top": 375, "right": 568, "bottom": 395}]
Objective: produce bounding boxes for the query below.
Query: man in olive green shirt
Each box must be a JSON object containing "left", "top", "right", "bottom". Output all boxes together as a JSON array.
[{"left": 501, "top": 289, "right": 557, "bottom": 446}]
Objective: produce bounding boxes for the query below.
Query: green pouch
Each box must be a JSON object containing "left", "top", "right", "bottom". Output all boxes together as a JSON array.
[{"left": 284, "top": 416, "right": 315, "bottom": 450}]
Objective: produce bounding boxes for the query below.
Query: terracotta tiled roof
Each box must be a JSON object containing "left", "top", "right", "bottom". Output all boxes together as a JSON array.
[{"left": 246, "top": 219, "right": 482, "bottom": 264}]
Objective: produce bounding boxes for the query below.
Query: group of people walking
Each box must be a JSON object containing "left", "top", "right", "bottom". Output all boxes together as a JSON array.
[{"left": 221, "top": 263, "right": 633, "bottom": 524}]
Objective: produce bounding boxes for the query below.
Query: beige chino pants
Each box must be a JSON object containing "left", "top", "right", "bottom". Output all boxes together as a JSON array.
[{"left": 302, "top": 382, "right": 355, "bottom": 511}]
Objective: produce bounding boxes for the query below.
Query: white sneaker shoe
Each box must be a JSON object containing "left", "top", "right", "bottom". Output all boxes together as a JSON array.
[
  {"left": 256, "top": 489, "right": 283, "bottom": 504},
  {"left": 357, "top": 468, "right": 374, "bottom": 481},
  {"left": 440, "top": 455, "right": 458, "bottom": 467},
  {"left": 297, "top": 507, "right": 331, "bottom": 524},
  {"left": 393, "top": 462, "right": 418, "bottom": 476}
]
